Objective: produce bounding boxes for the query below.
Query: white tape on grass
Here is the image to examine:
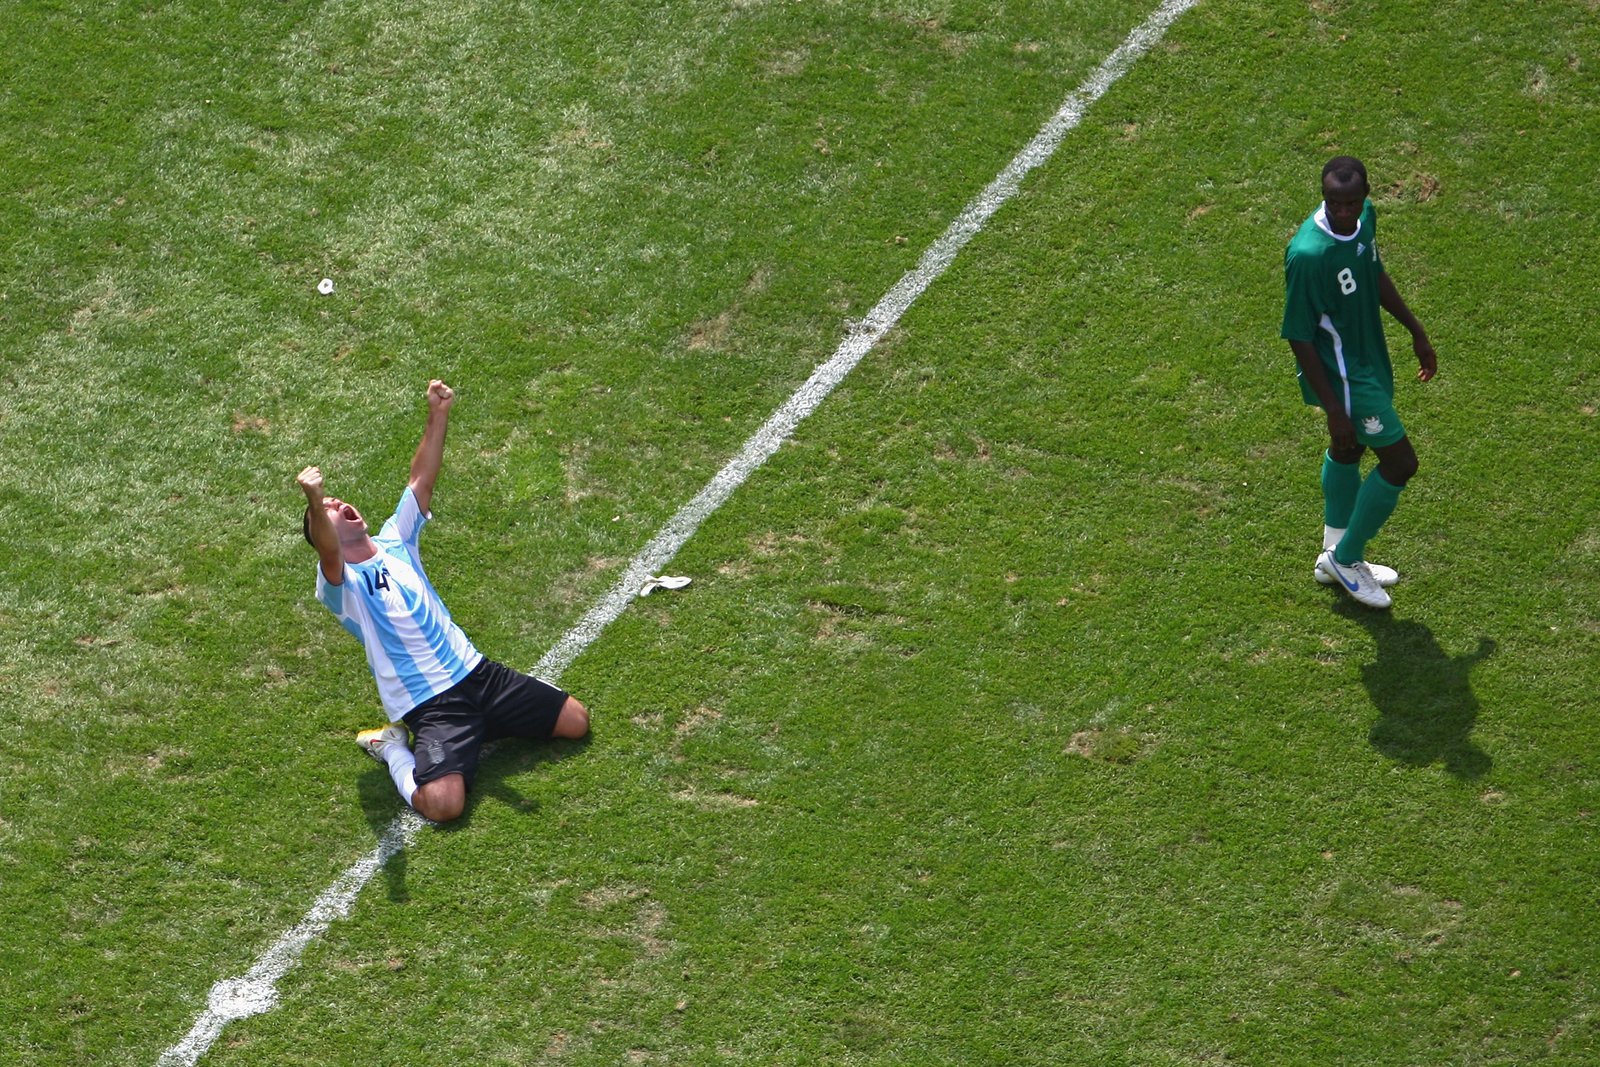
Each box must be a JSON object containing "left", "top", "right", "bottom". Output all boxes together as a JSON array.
[{"left": 157, "top": 2, "right": 1197, "bottom": 1061}]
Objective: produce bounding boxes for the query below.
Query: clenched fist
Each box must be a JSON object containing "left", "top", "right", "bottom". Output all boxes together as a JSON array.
[
  {"left": 297, "top": 465, "right": 325, "bottom": 503},
  {"left": 427, "top": 380, "right": 455, "bottom": 411}
]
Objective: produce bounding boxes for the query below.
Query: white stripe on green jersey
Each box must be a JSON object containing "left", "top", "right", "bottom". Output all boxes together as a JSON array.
[
  {"left": 1318, "top": 311, "right": 1353, "bottom": 415},
  {"left": 316, "top": 487, "right": 482, "bottom": 720}
]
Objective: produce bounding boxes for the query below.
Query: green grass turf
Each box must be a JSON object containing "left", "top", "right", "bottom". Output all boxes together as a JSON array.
[{"left": 3, "top": 0, "right": 1599, "bottom": 1063}]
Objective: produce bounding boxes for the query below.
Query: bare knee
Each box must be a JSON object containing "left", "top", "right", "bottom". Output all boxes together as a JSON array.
[
  {"left": 1375, "top": 439, "right": 1419, "bottom": 487},
  {"left": 553, "top": 696, "right": 589, "bottom": 739},
  {"left": 1378, "top": 459, "right": 1416, "bottom": 487},
  {"left": 411, "top": 774, "right": 466, "bottom": 823}
]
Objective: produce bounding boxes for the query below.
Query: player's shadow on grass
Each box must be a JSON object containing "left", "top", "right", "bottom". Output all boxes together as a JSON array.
[
  {"left": 355, "top": 767, "right": 416, "bottom": 902},
  {"left": 356, "top": 735, "right": 592, "bottom": 900},
  {"left": 464, "top": 734, "right": 593, "bottom": 827},
  {"left": 1336, "top": 602, "right": 1495, "bottom": 779}
]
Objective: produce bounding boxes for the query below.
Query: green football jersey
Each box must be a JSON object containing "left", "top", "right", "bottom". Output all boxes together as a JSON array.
[{"left": 1280, "top": 199, "right": 1393, "bottom": 415}]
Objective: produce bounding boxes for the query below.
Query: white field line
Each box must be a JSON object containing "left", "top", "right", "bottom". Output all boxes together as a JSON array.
[
  {"left": 155, "top": 2, "right": 1197, "bottom": 1062},
  {"left": 536, "top": 0, "right": 1198, "bottom": 679}
]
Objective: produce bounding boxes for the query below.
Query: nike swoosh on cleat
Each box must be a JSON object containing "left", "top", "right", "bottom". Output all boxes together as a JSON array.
[{"left": 1328, "top": 559, "right": 1359, "bottom": 592}]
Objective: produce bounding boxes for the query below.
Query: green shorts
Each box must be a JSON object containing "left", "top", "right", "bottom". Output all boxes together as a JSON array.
[{"left": 1351, "top": 403, "right": 1406, "bottom": 447}]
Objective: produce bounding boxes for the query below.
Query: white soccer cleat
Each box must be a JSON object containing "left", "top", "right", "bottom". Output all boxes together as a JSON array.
[
  {"left": 356, "top": 721, "right": 409, "bottom": 761},
  {"left": 1316, "top": 549, "right": 1392, "bottom": 609},
  {"left": 1315, "top": 554, "right": 1398, "bottom": 588}
]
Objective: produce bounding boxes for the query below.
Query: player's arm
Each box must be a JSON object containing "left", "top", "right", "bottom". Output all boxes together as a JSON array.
[
  {"left": 408, "top": 379, "right": 455, "bottom": 515},
  {"left": 1283, "top": 249, "right": 1356, "bottom": 448},
  {"left": 297, "top": 465, "right": 345, "bottom": 584},
  {"left": 1288, "top": 339, "right": 1357, "bottom": 453},
  {"left": 1378, "top": 271, "right": 1437, "bottom": 382}
]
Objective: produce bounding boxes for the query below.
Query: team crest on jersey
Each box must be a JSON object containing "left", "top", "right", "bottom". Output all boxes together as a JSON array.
[{"left": 1362, "top": 415, "right": 1385, "bottom": 436}]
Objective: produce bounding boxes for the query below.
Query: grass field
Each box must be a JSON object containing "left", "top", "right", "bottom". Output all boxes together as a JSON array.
[{"left": 4, "top": 0, "right": 1600, "bottom": 1063}]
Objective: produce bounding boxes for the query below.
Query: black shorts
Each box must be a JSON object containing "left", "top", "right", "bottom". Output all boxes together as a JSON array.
[{"left": 402, "top": 659, "right": 568, "bottom": 788}]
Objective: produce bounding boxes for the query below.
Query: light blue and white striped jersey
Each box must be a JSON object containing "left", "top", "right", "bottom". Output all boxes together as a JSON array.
[{"left": 316, "top": 487, "right": 483, "bottom": 720}]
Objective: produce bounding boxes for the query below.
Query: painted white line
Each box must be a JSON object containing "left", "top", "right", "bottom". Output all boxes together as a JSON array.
[
  {"left": 534, "top": 0, "right": 1199, "bottom": 680},
  {"left": 156, "top": 3, "right": 1196, "bottom": 1061},
  {"left": 156, "top": 811, "right": 425, "bottom": 1066}
]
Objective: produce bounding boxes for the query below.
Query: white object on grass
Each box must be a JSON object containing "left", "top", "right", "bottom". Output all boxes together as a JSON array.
[
  {"left": 638, "top": 575, "right": 692, "bottom": 597},
  {"left": 317, "top": 278, "right": 334, "bottom": 295}
]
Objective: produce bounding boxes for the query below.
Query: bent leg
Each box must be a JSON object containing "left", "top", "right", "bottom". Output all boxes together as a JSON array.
[
  {"left": 403, "top": 691, "right": 488, "bottom": 823},
  {"left": 1372, "top": 435, "right": 1418, "bottom": 488},
  {"left": 411, "top": 773, "right": 467, "bottom": 823},
  {"left": 474, "top": 660, "right": 587, "bottom": 744},
  {"left": 1335, "top": 471, "right": 1401, "bottom": 564},
  {"left": 553, "top": 696, "right": 589, "bottom": 739}
]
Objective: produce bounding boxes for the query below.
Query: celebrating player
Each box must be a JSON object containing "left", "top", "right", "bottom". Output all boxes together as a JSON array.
[
  {"left": 297, "top": 380, "right": 588, "bottom": 823},
  {"left": 1281, "top": 156, "right": 1438, "bottom": 609}
]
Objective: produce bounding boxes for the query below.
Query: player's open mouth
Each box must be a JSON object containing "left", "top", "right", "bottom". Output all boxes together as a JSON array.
[{"left": 339, "top": 503, "right": 359, "bottom": 521}]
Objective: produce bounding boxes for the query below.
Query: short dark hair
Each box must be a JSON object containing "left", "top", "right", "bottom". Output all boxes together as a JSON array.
[
  {"left": 302, "top": 505, "right": 314, "bottom": 546},
  {"left": 1322, "top": 155, "right": 1369, "bottom": 192}
]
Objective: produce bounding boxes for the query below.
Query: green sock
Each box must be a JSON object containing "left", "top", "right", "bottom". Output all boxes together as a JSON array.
[
  {"left": 1335, "top": 469, "right": 1404, "bottom": 565},
  {"left": 1321, "top": 451, "right": 1361, "bottom": 528}
]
